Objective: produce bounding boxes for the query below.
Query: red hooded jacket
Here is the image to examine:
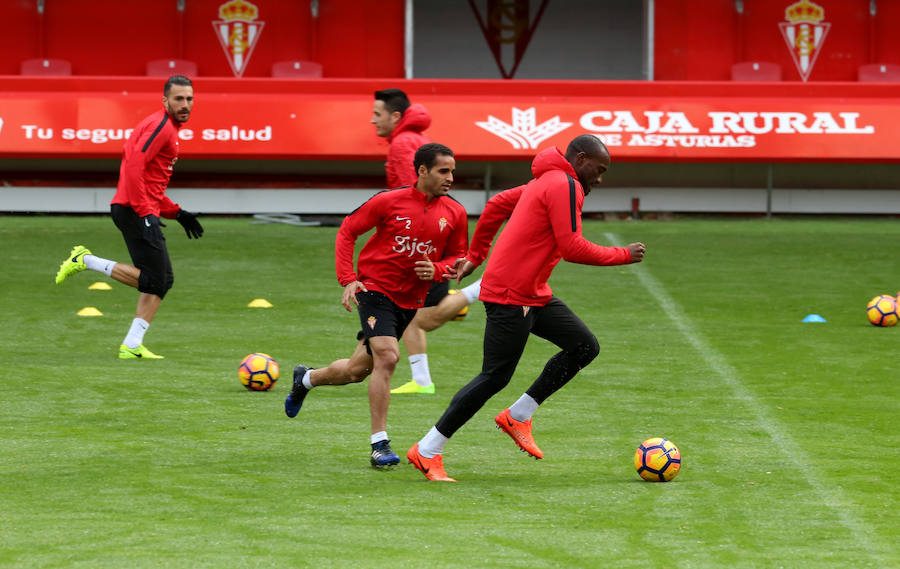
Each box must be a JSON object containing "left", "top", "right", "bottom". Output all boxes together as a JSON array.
[
  {"left": 110, "top": 109, "right": 182, "bottom": 218},
  {"left": 467, "top": 147, "right": 635, "bottom": 307},
  {"left": 385, "top": 104, "right": 431, "bottom": 189}
]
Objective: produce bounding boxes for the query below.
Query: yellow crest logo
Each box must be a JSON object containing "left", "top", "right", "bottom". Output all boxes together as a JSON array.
[
  {"left": 778, "top": 0, "right": 830, "bottom": 82},
  {"left": 367, "top": 315, "right": 377, "bottom": 329},
  {"left": 439, "top": 217, "right": 448, "bottom": 232},
  {"left": 213, "top": 0, "right": 265, "bottom": 77}
]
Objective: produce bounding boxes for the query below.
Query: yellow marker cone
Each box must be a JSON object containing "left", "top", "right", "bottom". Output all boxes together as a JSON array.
[
  {"left": 77, "top": 307, "right": 103, "bottom": 316},
  {"left": 248, "top": 298, "right": 273, "bottom": 308},
  {"left": 88, "top": 282, "right": 113, "bottom": 290}
]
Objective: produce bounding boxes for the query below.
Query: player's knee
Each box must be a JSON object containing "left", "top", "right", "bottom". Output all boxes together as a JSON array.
[
  {"left": 573, "top": 335, "right": 600, "bottom": 367},
  {"left": 138, "top": 272, "right": 173, "bottom": 299},
  {"left": 371, "top": 345, "right": 400, "bottom": 370},
  {"left": 347, "top": 365, "right": 371, "bottom": 383}
]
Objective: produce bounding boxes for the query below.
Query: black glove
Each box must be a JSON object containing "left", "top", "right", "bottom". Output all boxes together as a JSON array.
[
  {"left": 176, "top": 209, "right": 204, "bottom": 239},
  {"left": 141, "top": 214, "right": 164, "bottom": 245}
]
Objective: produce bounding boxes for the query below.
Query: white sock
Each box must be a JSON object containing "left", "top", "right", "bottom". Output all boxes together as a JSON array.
[
  {"left": 371, "top": 431, "right": 389, "bottom": 444},
  {"left": 509, "top": 393, "right": 539, "bottom": 422},
  {"left": 84, "top": 254, "right": 116, "bottom": 277},
  {"left": 122, "top": 318, "right": 149, "bottom": 349},
  {"left": 417, "top": 426, "right": 448, "bottom": 458},
  {"left": 408, "top": 353, "right": 432, "bottom": 387},
  {"left": 301, "top": 369, "right": 313, "bottom": 390},
  {"left": 461, "top": 278, "right": 482, "bottom": 303}
]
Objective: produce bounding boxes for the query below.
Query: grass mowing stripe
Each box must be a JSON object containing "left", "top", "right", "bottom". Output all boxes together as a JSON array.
[{"left": 605, "top": 231, "right": 888, "bottom": 567}]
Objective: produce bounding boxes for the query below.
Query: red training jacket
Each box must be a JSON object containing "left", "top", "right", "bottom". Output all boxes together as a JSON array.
[
  {"left": 467, "top": 147, "right": 635, "bottom": 307},
  {"left": 110, "top": 109, "right": 182, "bottom": 218},
  {"left": 385, "top": 104, "right": 431, "bottom": 189},
  {"left": 335, "top": 186, "right": 468, "bottom": 310}
]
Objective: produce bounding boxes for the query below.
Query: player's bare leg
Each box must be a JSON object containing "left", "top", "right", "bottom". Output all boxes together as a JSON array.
[
  {"left": 110, "top": 263, "right": 140, "bottom": 288},
  {"left": 112, "top": 266, "right": 163, "bottom": 359},
  {"left": 309, "top": 340, "right": 373, "bottom": 386},
  {"left": 285, "top": 340, "right": 372, "bottom": 418},
  {"left": 367, "top": 336, "right": 401, "bottom": 467},
  {"left": 366, "top": 336, "right": 400, "bottom": 433},
  {"left": 417, "top": 293, "right": 470, "bottom": 331}
]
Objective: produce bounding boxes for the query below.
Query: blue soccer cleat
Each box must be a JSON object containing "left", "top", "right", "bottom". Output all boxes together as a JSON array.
[
  {"left": 284, "top": 365, "right": 311, "bottom": 418},
  {"left": 370, "top": 439, "right": 400, "bottom": 469}
]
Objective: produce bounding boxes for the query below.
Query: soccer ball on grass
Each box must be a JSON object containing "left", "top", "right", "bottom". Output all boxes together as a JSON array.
[
  {"left": 634, "top": 437, "right": 681, "bottom": 482},
  {"left": 238, "top": 353, "right": 280, "bottom": 391},
  {"left": 866, "top": 295, "right": 899, "bottom": 327}
]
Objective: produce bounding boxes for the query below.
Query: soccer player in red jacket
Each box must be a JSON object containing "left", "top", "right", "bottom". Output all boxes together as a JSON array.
[
  {"left": 408, "top": 135, "right": 646, "bottom": 481},
  {"left": 371, "top": 88, "right": 481, "bottom": 395},
  {"left": 54, "top": 75, "right": 204, "bottom": 359},
  {"left": 285, "top": 143, "right": 469, "bottom": 469}
]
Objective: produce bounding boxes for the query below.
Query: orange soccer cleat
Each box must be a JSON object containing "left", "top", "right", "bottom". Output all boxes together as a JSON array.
[
  {"left": 494, "top": 408, "right": 543, "bottom": 459},
  {"left": 407, "top": 444, "right": 456, "bottom": 482}
]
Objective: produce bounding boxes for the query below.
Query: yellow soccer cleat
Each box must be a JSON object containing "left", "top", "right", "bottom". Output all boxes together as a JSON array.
[
  {"left": 390, "top": 380, "right": 435, "bottom": 394},
  {"left": 119, "top": 344, "right": 164, "bottom": 359},
  {"left": 55, "top": 245, "right": 91, "bottom": 284}
]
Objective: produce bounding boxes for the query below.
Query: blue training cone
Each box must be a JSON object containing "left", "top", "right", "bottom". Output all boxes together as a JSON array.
[{"left": 802, "top": 314, "right": 827, "bottom": 323}]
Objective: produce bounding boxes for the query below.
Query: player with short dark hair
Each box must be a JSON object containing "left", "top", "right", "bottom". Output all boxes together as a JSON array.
[
  {"left": 54, "top": 75, "right": 204, "bottom": 359},
  {"left": 370, "top": 88, "right": 482, "bottom": 395},
  {"left": 284, "top": 142, "right": 469, "bottom": 469},
  {"left": 408, "top": 134, "right": 646, "bottom": 481}
]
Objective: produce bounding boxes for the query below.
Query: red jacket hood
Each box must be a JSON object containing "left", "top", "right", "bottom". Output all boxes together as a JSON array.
[
  {"left": 531, "top": 146, "right": 578, "bottom": 180},
  {"left": 388, "top": 104, "right": 431, "bottom": 142}
]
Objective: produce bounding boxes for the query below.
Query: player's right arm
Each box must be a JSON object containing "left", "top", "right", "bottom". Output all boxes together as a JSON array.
[
  {"left": 466, "top": 184, "right": 525, "bottom": 266},
  {"left": 121, "top": 115, "right": 180, "bottom": 218},
  {"left": 119, "top": 124, "right": 152, "bottom": 216},
  {"left": 546, "top": 173, "right": 635, "bottom": 266},
  {"left": 334, "top": 193, "right": 383, "bottom": 288}
]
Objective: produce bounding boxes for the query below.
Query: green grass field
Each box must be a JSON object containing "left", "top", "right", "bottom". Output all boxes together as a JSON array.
[{"left": 1, "top": 215, "right": 898, "bottom": 568}]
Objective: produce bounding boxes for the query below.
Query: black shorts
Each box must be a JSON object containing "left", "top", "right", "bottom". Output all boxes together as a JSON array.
[
  {"left": 111, "top": 204, "right": 174, "bottom": 298},
  {"left": 355, "top": 291, "right": 417, "bottom": 353},
  {"left": 424, "top": 281, "right": 450, "bottom": 307}
]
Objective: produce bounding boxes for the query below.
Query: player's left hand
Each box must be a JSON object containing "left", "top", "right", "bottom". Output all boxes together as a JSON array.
[
  {"left": 454, "top": 258, "right": 477, "bottom": 283},
  {"left": 415, "top": 254, "right": 436, "bottom": 281},
  {"left": 176, "top": 209, "right": 204, "bottom": 239},
  {"left": 627, "top": 242, "right": 646, "bottom": 263}
]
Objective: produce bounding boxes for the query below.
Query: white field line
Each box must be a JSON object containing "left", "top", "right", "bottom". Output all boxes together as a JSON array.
[{"left": 605, "top": 232, "right": 888, "bottom": 566}]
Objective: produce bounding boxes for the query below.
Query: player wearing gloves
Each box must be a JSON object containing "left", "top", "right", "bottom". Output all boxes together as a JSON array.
[
  {"left": 55, "top": 75, "right": 203, "bottom": 359},
  {"left": 284, "top": 143, "right": 468, "bottom": 469}
]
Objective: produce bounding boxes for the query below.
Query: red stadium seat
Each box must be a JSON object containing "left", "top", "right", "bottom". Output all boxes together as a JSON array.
[
  {"left": 146, "top": 59, "right": 198, "bottom": 77},
  {"left": 731, "top": 61, "right": 782, "bottom": 81},
  {"left": 271, "top": 60, "right": 323, "bottom": 78},
  {"left": 20, "top": 58, "right": 72, "bottom": 76},
  {"left": 858, "top": 63, "right": 900, "bottom": 82}
]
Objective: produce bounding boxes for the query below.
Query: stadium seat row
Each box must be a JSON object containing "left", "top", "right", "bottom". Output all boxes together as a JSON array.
[
  {"left": 731, "top": 61, "right": 900, "bottom": 82},
  {"left": 19, "top": 58, "right": 323, "bottom": 78}
]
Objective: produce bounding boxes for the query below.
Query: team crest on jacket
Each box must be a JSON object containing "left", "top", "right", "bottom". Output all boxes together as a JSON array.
[
  {"left": 439, "top": 217, "right": 448, "bottom": 232},
  {"left": 367, "top": 315, "right": 377, "bottom": 329}
]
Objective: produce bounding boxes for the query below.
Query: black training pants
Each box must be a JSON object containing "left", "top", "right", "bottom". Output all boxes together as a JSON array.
[{"left": 435, "top": 297, "right": 600, "bottom": 438}]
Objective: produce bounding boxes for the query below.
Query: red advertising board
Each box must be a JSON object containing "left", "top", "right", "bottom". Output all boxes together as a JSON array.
[{"left": 1, "top": 78, "right": 899, "bottom": 163}]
